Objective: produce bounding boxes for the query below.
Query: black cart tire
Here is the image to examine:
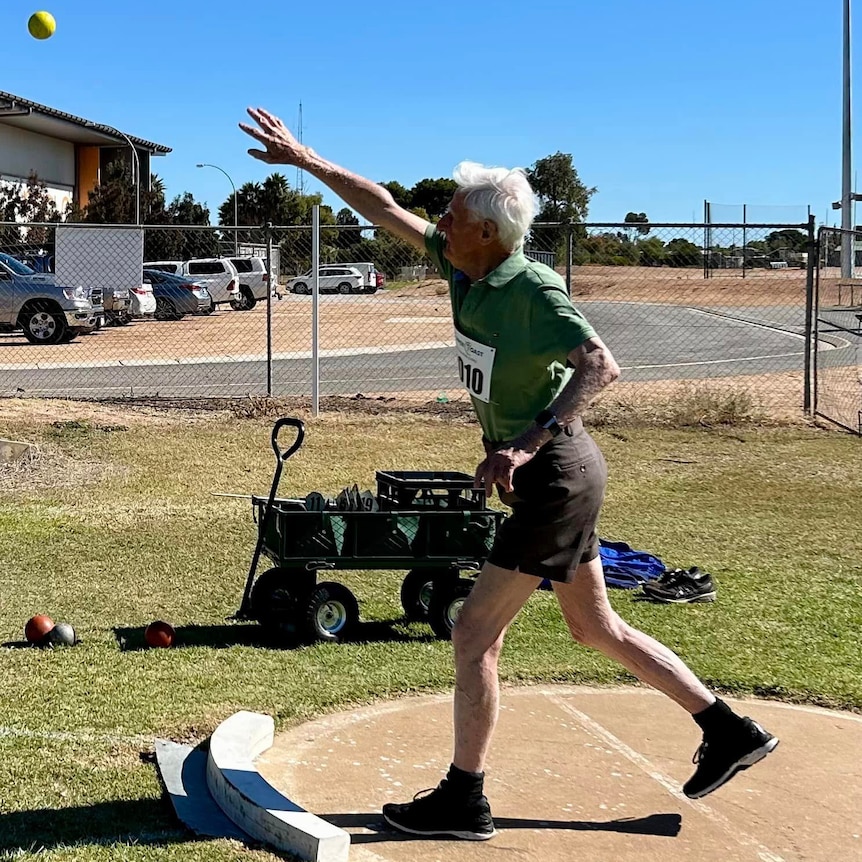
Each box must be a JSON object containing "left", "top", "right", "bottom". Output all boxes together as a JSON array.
[
  {"left": 400, "top": 568, "right": 445, "bottom": 621},
  {"left": 301, "top": 581, "right": 359, "bottom": 644},
  {"left": 427, "top": 577, "right": 474, "bottom": 640},
  {"left": 250, "top": 568, "right": 302, "bottom": 643}
]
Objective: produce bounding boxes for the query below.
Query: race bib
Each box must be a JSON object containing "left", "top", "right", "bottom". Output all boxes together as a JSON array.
[{"left": 454, "top": 329, "right": 495, "bottom": 403}]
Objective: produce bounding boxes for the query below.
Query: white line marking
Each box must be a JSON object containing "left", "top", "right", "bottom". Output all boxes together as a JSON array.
[
  {"left": 0, "top": 342, "right": 456, "bottom": 372},
  {"left": 384, "top": 317, "right": 451, "bottom": 324},
  {"left": 547, "top": 694, "right": 785, "bottom": 862}
]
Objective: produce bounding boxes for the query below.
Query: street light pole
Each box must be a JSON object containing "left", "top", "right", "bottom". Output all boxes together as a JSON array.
[
  {"left": 85, "top": 122, "right": 140, "bottom": 224},
  {"left": 842, "top": 0, "right": 854, "bottom": 278},
  {"left": 196, "top": 163, "right": 238, "bottom": 254}
]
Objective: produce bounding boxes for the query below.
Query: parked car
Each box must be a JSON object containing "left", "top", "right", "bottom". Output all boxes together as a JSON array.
[
  {"left": 286, "top": 265, "right": 365, "bottom": 295},
  {"left": 0, "top": 252, "right": 100, "bottom": 344},
  {"left": 143, "top": 269, "right": 212, "bottom": 319},
  {"left": 129, "top": 281, "right": 157, "bottom": 319},
  {"left": 336, "top": 261, "right": 382, "bottom": 293},
  {"left": 228, "top": 256, "right": 270, "bottom": 310},
  {"left": 144, "top": 259, "right": 239, "bottom": 308}
]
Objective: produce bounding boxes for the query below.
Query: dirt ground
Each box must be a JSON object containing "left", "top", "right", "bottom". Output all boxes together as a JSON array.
[
  {"left": 393, "top": 265, "right": 810, "bottom": 308},
  {"left": 0, "top": 267, "right": 811, "bottom": 366}
]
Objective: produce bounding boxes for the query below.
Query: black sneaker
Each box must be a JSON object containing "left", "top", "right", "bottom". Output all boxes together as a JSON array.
[
  {"left": 683, "top": 717, "right": 779, "bottom": 798},
  {"left": 382, "top": 780, "right": 497, "bottom": 840},
  {"left": 643, "top": 568, "right": 716, "bottom": 603}
]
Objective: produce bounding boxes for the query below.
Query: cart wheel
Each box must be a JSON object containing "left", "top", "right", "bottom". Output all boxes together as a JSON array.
[
  {"left": 427, "top": 577, "right": 474, "bottom": 640},
  {"left": 400, "top": 568, "right": 445, "bottom": 621},
  {"left": 301, "top": 581, "right": 359, "bottom": 644},
  {"left": 250, "top": 568, "right": 302, "bottom": 644}
]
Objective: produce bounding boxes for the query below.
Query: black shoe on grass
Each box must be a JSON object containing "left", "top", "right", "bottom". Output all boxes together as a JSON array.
[
  {"left": 684, "top": 717, "right": 779, "bottom": 798},
  {"left": 382, "top": 780, "right": 497, "bottom": 840},
  {"left": 643, "top": 568, "right": 716, "bottom": 603}
]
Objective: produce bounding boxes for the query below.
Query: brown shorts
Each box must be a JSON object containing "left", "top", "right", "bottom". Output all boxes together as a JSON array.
[{"left": 485, "top": 421, "right": 607, "bottom": 584}]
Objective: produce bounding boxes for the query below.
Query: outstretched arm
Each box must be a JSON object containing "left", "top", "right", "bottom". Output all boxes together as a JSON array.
[{"left": 240, "top": 107, "right": 431, "bottom": 251}]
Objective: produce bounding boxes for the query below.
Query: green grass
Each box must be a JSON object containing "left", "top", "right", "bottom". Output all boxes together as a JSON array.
[{"left": 0, "top": 404, "right": 860, "bottom": 860}]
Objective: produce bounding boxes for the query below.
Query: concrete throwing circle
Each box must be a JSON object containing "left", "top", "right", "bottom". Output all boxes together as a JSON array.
[{"left": 256, "top": 686, "right": 861, "bottom": 862}]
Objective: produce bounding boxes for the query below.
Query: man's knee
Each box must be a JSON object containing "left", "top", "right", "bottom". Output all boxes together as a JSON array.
[
  {"left": 568, "top": 609, "right": 628, "bottom": 650},
  {"left": 452, "top": 613, "right": 503, "bottom": 664}
]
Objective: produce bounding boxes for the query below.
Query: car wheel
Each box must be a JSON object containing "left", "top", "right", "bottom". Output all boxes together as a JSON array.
[
  {"left": 21, "top": 306, "right": 68, "bottom": 345},
  {"left": 338, "top": 282, "right": 352, "bottom": 295},
  {"left": 301, "top": 581, "right": 359, "bottom": 644},
  {"left": 427, "top": 577, "right": 474, "bottom": 640},
  {"left": 293, "top": 282, "right": 309, "bottom": 295},
  {"left": 230, "top": 287, "right": 257, "bottom": 311},
  {"left": 155, "top": 297, "right": 177, "bottom": 320},
  {"left": 202, "top": 302, "right": 215, "bottom": 315}
]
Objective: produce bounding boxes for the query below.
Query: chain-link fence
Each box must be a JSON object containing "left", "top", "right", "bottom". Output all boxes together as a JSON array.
[
  {"left": 0, "top": 217, "right": 819, "bottom": 423},
  {"left": 814, "top": 227, "right": 862, "bottom": 434}
]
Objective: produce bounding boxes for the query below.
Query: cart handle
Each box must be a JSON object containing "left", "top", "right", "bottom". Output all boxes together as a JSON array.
[{"left": 272, "top": 417, "right": 305, "bottom": 463}]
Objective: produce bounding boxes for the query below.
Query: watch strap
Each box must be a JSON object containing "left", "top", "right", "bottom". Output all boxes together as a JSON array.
[{"left": 535, "top": 409, "right": 563, "bottom": 437}]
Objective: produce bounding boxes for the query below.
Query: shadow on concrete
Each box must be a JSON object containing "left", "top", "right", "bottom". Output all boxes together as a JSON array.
[{"left": 321, "top": 811, "right": 683, "bottom": 843}]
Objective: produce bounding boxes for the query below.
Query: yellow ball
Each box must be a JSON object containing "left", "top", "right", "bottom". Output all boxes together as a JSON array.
[{"left": 28, "top": 11, "right": 56, "bottom": 40}]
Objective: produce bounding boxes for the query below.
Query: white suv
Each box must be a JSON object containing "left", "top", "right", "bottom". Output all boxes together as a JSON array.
[
  {"left": 144, "top": 259, "right": 240, "bottom": 308},
  {"left": 228, "top": 257, "right": 269, "bottom": 310},
  {"left": 287, "top": 265, "right": 364, "bottom": 295}
]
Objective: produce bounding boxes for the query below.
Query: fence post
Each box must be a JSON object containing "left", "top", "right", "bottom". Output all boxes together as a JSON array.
[
  {"left": 803, "top": 215, "right": 817, "bottom": 415},
  {"left": 565, "top": 219, "right": 573, "bottom": 296},
  {"left": 311, "top": 205, "right": 320, "bottom": 417},
  {"left": 265, "top": 223, "right": 274, "bottom": 397}
]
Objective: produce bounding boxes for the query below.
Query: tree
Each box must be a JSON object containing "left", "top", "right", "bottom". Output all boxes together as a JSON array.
[
  {"left": 409, "top": 178, "right": 457, "bottom": 220},
  {"left": 527, "top": 152, "right": 595, "bottom": 223},
  {"left": 624, "top": 211, "right": 650, "bottom": 237},
  {"left": 526, "top": 152, "right": 595, "bottom": 261},
  {"left": 665, "top": 238, "right": 702, "bottom": 268},
  {"left": 0, "top": 172, "right": 62, "bottom": 246},
  {"left": 764, "top": 229, "right": 807, "bottom": 254},
  {"left": 334, "top": 207, "right": 363, "bottom": 251},
  {"left": 381, "top": 181, "right": 411, "bottom": 209},
  {"left": 76, "top": 159, "right": 136, "bottom": 224},
  {"left": 637, "top": 236, "right": 666, "bottom": 267}
]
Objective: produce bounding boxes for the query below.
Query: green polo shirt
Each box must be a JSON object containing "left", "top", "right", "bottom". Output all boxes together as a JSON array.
[{"left": 425, "top": 225, "right": 596, "bottom": 442}]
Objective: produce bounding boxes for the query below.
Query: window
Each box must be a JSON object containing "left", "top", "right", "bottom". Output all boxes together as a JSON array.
[
  {"left": 148, "top": 264, "right": 178, "bottom": 274},
  {"left": 230, "top": 259, "right": 254, "bottom": 273},
  {"left": 188, "top": 261, "right": 225, "bottom": 275}
]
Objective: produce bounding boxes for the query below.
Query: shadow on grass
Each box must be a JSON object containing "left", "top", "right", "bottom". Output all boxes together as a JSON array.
[
  {"left": 113, "top": 619, "right": 438, "bottom": 652},
  {"left": 323, "top": 811, "right": 682, "bottom": 843},
  {"left": 0, "top": 797, "right": 192, "bottom": 854}
]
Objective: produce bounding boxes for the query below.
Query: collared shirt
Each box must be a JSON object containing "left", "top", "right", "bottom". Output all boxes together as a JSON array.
[{"left": 425, "top": 225, "right": 596, "bottom": 442}]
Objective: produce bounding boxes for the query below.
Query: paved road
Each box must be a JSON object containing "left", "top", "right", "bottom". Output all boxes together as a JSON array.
[{"left": 0, "top": 301, "right": 853, "bottom": 399}]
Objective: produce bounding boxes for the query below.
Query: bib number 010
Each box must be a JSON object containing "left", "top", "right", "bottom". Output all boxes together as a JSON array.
[{"left": 458, "top": 356, "right": 484, "bottom": 395}]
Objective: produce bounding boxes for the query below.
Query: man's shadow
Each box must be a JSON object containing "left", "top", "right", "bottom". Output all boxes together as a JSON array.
[{"left": 323, "top": 811, "right": 683, "bottom": 843}]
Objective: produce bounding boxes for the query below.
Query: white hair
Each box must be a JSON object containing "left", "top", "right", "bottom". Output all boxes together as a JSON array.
[{"left": 452, "top": 161, "right": 539, "bottom": 251}]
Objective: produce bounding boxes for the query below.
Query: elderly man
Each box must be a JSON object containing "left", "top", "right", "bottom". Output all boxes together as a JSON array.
[{"left": 240, "top": 107, "right": 778, "bottom": 841}]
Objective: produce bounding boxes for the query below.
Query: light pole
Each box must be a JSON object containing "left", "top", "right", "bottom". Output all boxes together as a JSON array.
[
  {"left": 842, "top": 0, "right": 854, "bottom": 278},
  {"left": 85, "top": 122, "right": 140, "bottom": 224},
  {"left": 197, "top": 163, "right": 238, "bottom": 254}
]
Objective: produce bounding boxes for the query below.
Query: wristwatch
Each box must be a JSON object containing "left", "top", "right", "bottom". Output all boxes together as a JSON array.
[{"left": 534, "top": 409, "right": 564, "bottom": 437}]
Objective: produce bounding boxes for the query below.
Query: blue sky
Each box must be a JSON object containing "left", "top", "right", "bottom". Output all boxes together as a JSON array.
[{"left": 5, "top": 0, "right": 856, "bottom": 226}]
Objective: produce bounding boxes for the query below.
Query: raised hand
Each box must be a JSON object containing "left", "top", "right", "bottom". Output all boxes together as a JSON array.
[{"left": 239, "top": 107, "right": 309, "bottom": 166}]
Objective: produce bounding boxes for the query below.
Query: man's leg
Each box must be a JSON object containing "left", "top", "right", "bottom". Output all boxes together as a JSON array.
[
  {"left": 552, "top": 556, "right": 713, "bottom": 712},
  {"left": 451, "top": 563, "right": 542, "bottom": 772},
  {"left": 382, "top": 562, "right": 538, "bottom": 839},
  {"left": 553, "top": 556, "right": 778, "bottom": 797}
]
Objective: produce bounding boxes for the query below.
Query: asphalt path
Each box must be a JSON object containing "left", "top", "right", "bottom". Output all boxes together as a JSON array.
[{"left": 0, "top": 300, "right": 854, "bottom": 399}]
